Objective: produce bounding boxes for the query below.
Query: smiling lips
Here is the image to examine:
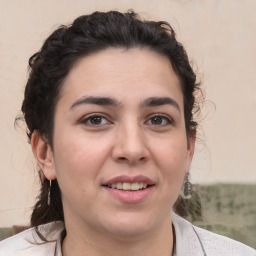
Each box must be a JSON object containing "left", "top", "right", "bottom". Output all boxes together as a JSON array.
[
  {"left": 102, "top": 175, "right": 155, "bottom": 203},
  {"left": 102, "top": 175, "right": 155, "bottom": 189},
  {"left": 107, "top": 182, "right": 148, "bottom": 191}
]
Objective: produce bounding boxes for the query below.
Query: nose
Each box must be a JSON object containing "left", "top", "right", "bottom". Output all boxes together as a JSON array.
[{"left": 112, "top": 123, "right": 150, "bottom": 165}]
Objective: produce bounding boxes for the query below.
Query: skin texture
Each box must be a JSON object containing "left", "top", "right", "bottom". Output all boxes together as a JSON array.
[{"left": 32, "top": 48, "right": 195, "bottom": 256}]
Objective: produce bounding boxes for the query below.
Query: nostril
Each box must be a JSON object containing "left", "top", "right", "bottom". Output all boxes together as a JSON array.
[
  {"left": 139, "top": 156, "right": 147, "bottom": 162},
  {"left": 116, "top": 156, "right": 148, "bottom": 164},
  {"left": 118, "top": 157, "right": 127, "bottom": 161}
]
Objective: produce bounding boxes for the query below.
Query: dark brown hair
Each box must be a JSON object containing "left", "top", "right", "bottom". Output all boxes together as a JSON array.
[{"left": 20, "top": 10, "right": 201, "bottom": 229}]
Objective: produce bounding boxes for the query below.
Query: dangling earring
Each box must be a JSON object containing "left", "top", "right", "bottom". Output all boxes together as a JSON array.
[
  {"left": 181, "top": 173, "right": 193, "bottom": 199},
  {"left": 47, "top": 180, "right": 52, "bottom": 206}
]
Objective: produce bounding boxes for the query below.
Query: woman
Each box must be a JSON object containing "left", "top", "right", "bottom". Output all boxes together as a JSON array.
[{"left": 0, "top": 10, "right": 255, "bottom": 256}]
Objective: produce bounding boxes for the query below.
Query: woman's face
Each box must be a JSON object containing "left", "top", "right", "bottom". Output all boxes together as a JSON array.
[{"left": 41, "top": 48, "right": 195, "bottom": 238}]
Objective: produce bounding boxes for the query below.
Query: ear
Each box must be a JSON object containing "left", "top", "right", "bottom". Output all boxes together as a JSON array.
[
  {"left": 185, "top": 130, "right": 196, "bottom": 173},
  {"left": 31, "top": 131, "right": 56, "bottom": 180}
]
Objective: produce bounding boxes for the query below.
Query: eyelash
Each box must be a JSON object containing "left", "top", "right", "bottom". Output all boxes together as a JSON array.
[
  {"left": 80, "top": 113, "right": 111, "bottom": 126},
  {"left": 80, "top": 113, "right": 174, "bottom": 128}
]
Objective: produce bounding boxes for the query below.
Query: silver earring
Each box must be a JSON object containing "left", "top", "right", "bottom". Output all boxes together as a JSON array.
[
  {"left": 181, "top": 173, "right": 193, "bottom": 199},
  {"left": 47, "top": 180, "right": 51, "bottom": 206}
]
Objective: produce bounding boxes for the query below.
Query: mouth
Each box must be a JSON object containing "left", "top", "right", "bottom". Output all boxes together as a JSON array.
[
  {"left": 102, "top": 175, "right": 155, "bottom": 191},
  {"left": 102, "top": 175, "right": 155, "bottom": 203},
  {"left": 103, "top": 182, "right": 154, "bottom": 191}
]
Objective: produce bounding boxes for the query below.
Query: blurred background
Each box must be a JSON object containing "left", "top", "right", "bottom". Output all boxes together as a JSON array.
[{"left": 0, "top": 0, "right": 255, "bottom": 248}]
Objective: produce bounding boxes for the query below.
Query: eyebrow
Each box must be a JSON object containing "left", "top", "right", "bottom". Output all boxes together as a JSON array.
[
  {"left": 70, "top": 96, "right": 180, "bottom": 112},
  {"left": 140, "top": 97, "right": 180, "bottom": 112},
  {"left": 70, "top": 96, "right": 122, "bottom": 109}
]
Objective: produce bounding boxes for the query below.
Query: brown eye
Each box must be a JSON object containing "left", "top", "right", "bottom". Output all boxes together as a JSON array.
[
  {"left": 81, "top": 115, "right": 110, "bottom": 126},
  {"left": 146, "top": 115, "right": 172, "bottom": 126},
  {"left": 151, "top": 116, "right": 163, "bottom": 125},
  {"left": 90, "top": 116, "right": 103, "bottom": 125}
]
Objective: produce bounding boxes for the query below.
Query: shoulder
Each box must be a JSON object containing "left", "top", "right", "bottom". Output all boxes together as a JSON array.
[
  {"left": 0, "top": 222, "right": 64, "bottom": 256},
  {"left": 172, "top": 213, "right": 256, "bottom": 256},
  {"left": 194, "top": 225, "right": 256, "bottom": 256}
]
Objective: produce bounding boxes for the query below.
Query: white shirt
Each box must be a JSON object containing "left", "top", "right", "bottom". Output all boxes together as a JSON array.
[{"left": 0, "top": 214, "right": 255, "bottom": 256}]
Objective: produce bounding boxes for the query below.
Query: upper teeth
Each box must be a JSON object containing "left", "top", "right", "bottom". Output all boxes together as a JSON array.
[{"left": 108, "top": 182, "right": 147, "bottom": 191}]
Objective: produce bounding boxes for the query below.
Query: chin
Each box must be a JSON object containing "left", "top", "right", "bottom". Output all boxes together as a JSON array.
[
  {"left": 100, "top": 212, "right": 163, "bottom": 240},
  {"left": 105, "top": 225, "right": 151, "bottom": 241}
]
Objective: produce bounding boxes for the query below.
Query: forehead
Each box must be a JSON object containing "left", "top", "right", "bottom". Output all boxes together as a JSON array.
[{"left": 59, "top": 48, "right": 183, "bottom": 108}]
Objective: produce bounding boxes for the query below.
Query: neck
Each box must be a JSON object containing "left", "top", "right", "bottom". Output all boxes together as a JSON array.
[{"left": 62, "top": 215, "right": 174, "bottom": 256}]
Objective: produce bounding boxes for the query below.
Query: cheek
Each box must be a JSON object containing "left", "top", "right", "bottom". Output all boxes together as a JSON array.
[
  {"left": 52, "top": 141, "right": 100, "bottom": 207},
  {"left": 52, "top": 132, "right": 112, "bottom": 188},
  {"left": 152, "top": 136, "right": 188, "bottom": 171},
  {"left": 151, "top": 136, "right": 188, "bottom": 192}
]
